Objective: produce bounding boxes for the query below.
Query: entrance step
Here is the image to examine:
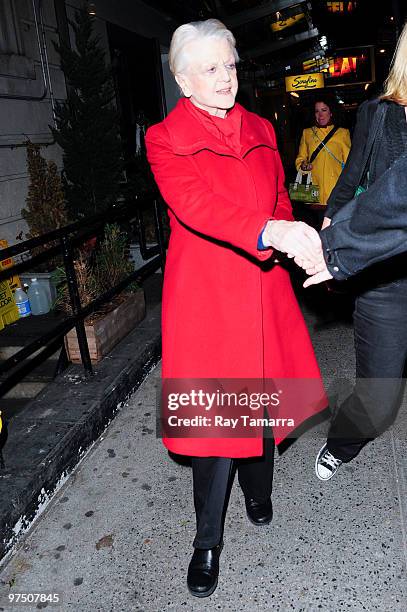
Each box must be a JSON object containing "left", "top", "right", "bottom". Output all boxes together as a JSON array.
[
  {"left": 0, "top": 311, "right": 65, "bottom": 405},
  {"left": 0, "top": 359, "right": 58, "bottom": 399}
]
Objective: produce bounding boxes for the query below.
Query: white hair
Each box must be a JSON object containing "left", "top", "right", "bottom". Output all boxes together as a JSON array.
[{"left": 169, "top": 19, "right": 239, "bottom": 76}]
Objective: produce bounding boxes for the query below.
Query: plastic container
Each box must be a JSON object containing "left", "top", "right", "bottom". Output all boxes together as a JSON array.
[
  {"left": 27, "top": 278, "right": 50, "bottom": 315},
  {"left": 14, "top": 287, "right": 31, "bottom": 318}
]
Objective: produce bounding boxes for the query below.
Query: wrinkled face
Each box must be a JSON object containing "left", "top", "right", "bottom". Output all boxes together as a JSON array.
[
  {"left": 175, "top": 37, "right": 238, "bottom": 118},
  {"left": 315, "top": 102, "right": 333, "bottom": 127}
]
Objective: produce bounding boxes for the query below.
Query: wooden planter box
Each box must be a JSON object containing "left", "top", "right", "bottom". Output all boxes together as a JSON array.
[{"left": 64, "top": 289, "right": 146, "bottom": 364}]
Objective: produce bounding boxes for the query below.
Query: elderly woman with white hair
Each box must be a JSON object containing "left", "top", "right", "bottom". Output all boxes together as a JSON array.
[{"left": 146, "top": 19, "right": 325, "bottom": 597}]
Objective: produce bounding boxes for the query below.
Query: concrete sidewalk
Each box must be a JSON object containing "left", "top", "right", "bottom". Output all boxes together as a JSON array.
[{"left": 0, "top": 301, "right": 406, "bottom": 611}]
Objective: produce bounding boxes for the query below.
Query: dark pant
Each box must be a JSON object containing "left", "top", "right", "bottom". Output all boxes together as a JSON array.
[
  {"left": 327, "top": 277, "right": 407, "bottom": 462},
  {"left": 191, "top": 436, "right": 275, "bottom": 548}
]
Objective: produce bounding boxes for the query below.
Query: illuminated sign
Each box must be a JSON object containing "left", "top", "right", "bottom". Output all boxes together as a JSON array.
[
  {"left": 285, "top": 73, "right": 325, "bottom": 92},
  {"left": 302, "top": 48, "right": 373, "bottom": 86},
  {"left": 303, "top": 58, "right": 329, "bottom": 72},
  {"left": 304, "top": 56, "right": 360, "bottom": 77},
  {"left": 329, "top": 56, "right": 358, "bottom": 77},
  {"left": 271, "top": 13, "right": 305, "bottom": 32},
  {"left": 326, "top": 1, "right": 357, "bottom": 12}
]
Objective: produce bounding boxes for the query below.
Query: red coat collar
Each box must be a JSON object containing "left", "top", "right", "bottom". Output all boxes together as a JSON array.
[{"left": 163, "top": 98, "right": 277, "bottom": 157}]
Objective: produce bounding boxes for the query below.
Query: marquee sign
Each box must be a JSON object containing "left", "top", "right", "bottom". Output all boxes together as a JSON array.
[
  {"left": 304, "top": 56, "right": 360, "bottom": 77},
  {"left": 326, "top": 1, "right": 357, "bottom": 12},
  {"left": 302, "top": 47, "right": 374, "bottom": 86},
  {"left": 285, "top": 73, "right": 325, "bottom": 92},
  {"left": 329, "top": 56, "right": 358, "bottom": 77}
]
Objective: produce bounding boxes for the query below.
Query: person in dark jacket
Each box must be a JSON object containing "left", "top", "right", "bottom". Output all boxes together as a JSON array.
[
  {"left": 303, "top": 152, "right": 407, "bottom": 283},
  {"left": 299, "top": 22, "right": 407, "bottom": 481}
]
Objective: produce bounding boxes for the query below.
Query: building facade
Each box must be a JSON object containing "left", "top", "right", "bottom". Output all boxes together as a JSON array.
[{"left": 0, "top": 0, "right": 177, "bottom": 247}]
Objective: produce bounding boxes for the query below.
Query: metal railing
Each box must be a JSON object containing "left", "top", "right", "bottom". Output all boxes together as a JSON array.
[{"left": 0, "top": 196, "right": 166, "bottom": 398}]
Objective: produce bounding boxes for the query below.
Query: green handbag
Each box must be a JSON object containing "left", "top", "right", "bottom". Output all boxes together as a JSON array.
[{"left": 289, "top": 171, "right": 320, "bottom": 203}]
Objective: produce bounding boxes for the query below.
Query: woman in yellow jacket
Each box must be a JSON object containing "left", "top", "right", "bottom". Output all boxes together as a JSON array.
[{"left": 296, "top": 98, "right": 351, "bottom": 207}]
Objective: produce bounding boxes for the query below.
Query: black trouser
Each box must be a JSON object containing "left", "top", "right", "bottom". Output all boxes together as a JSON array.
[
  {"left": 191, "top": 436, "right": 274, "bottom": 549},
  {"left": 327, "top": 277, "right": 407, "bottom": 462}
]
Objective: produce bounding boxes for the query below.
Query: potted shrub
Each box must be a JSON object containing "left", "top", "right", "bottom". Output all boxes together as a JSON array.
[
  {"left": 55, "top": 223, "right": 145, "bottom": 363},
  {"left": 19, "top": 141, "right": 69, "bottom": 304}
]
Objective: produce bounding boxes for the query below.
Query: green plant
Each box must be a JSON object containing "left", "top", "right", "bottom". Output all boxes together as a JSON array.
[
  {"left": 54, "top": 223, "right": 137, "bottom": 320},
  {"left": 94, "top": 223, "right": 136, "bottom": 293},
  {"left": 21, "top": 141, "right": 69, "bottom": 270},
  {"left": 52, "top": 8, "right": 123, "bottom": 219}
]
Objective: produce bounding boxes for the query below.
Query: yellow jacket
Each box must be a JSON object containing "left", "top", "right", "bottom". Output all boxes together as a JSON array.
[{"left": 295, "top": 126, "right": 351, "bottom": 205}]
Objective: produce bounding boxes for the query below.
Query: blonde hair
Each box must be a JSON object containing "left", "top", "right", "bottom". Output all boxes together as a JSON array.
[
  {"left": 381, "top": 21, "right": 407, "bottom": 104},
  {"left": 168, "top": 19, "right": 239, "bottom": 76}
]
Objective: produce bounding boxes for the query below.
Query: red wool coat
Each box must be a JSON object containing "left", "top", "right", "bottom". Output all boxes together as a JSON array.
[{"left": 146, "top": 98, "right": 326, "bottom": 458}]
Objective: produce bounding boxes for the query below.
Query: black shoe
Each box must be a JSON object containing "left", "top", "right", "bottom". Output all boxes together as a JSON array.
[
  {"left": 245, "top": 497, "right": 273, "bottom": 526},
  {"left": 187, "top": 542, "right": 223, "bottom": 598}
]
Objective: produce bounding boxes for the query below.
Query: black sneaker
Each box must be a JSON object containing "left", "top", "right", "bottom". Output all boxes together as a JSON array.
[{"left": 315, "top": 443, "right": 342, "bottom": 480}]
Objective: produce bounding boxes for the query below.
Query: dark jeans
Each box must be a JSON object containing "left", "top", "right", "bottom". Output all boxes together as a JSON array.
[
  {"left": 327, "top": 277, "right": 407, "bottom": 462},
  {"left": 191, "top": 436, "right": 274, "bottom": 548}
]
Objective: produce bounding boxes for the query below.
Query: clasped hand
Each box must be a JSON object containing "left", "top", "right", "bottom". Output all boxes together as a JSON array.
[{"left": 262, "top": 220, "right": 332, "bottom": 286}]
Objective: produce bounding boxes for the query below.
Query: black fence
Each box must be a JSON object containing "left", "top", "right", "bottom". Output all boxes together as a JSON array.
[{"left": 0, "top": 197, "right": 166, "bottom": 399}]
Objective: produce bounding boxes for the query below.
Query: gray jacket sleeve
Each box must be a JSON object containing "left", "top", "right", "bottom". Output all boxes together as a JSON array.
[{"left": 321, "top": 153, "right": 407, "bottom": 280}]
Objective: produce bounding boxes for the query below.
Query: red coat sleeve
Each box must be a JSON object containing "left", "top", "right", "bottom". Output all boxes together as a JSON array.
[{"left": 145, "top": 124, "right": 275, "bottom": 261}]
